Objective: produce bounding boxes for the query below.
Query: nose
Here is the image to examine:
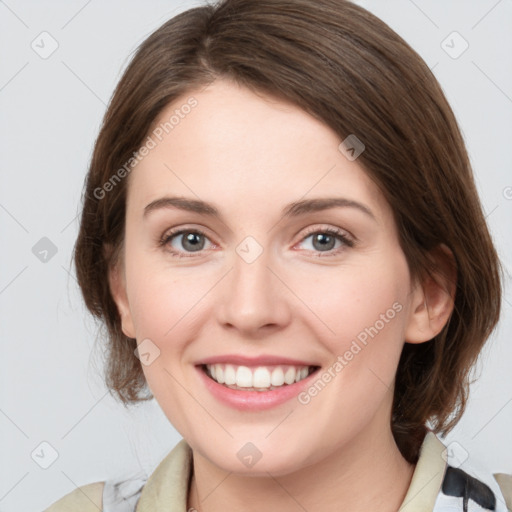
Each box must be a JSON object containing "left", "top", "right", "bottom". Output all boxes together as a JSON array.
[{"left": 215, "top": 246, "right": 292, "bottom": 338}]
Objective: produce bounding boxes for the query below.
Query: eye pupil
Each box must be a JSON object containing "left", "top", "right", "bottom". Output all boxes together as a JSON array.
[
  {"left": 182, "top": 232, "right": 205, "bottom": 252},
  {"left": 313, "top": 233, "right": 335, "bottom": 251}
]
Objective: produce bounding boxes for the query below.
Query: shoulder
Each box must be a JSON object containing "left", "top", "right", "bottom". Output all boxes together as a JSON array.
[
  {"left": 42, "top": 440, "right": 189, "bottom": 511},
  {"left": 44, "top": 481, "right": 105, "bottom": 511},
  {"left": 439, "top": 465, "right": 512, "bottom": 511},
  {"left": 494, "top": 473, "right": 512, "bottom": 511},
  {"left": 44, "top": 471, "right": 148, "bottom": 512},
  {"left": 411, "top": 432, "right": 512, "bottom": 512},
  {"left": 436, "top": 445, "right": 512, "bottom": 512}
]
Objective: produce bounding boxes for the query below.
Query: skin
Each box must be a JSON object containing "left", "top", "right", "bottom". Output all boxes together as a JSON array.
[{"left": 109, "top": 78, "right": 455, "bottom": 512}]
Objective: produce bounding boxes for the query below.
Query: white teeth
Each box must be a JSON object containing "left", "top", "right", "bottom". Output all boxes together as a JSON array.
[
  {"left": 224, "top": 365, "right": 236, "bottom": 385},
  {"left": 270, "top": 367, "right": 285, "bottom": 386},
  {"left": 236, "top": 366, "right": 253, "bottom": 387},
  {"left": 284, "top": 367, "right": 296, "bottom": 385},
  {"left": 215, "top": 365, "right": 224, "bottom": 384},
  {"left": 253, "top": 367, "right": 271, "bottom": 388},
  {"left": 205, "top": 364, "right": 313, "bottom": 390}
]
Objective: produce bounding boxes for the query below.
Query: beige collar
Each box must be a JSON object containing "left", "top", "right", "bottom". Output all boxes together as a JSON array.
[
  {"left": 399, "top": 432, "right": 447, "bottom": 511},
  {"left": 136, "top": 432, "right": 446, "bottom": 511},
  {"left": 136, "top": 438, "right": 192, "bottom": 511}
]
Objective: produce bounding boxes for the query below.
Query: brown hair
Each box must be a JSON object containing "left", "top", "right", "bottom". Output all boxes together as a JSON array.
[{"left": 74, "top": 0, "right": 502, "bottom": 463}]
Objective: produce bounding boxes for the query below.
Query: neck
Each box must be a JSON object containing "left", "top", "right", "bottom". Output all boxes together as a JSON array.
[{"left": 188, "top": 421, "right": 416, "bottom": 512}]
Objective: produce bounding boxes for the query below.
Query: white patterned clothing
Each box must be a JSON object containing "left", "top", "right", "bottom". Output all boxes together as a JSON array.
[{"left": 45, "top": 431, "right": 512, "bottom": 511}]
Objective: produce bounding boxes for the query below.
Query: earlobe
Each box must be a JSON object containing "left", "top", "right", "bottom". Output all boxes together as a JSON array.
[
  {"left": 107, "top": 255, "right": 136, "bottom": 339},
  {"left": 404, "top": 244, "right": 457, "bottom": 344}
]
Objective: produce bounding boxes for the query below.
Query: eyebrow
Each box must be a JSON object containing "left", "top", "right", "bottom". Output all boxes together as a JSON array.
[{"left": 143, "top": 196, "right": 376, "bottom": 221}]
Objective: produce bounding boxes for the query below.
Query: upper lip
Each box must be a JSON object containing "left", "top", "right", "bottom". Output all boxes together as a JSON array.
[{"left": 196, "top": 355, "right": 318, "bottom": 367}]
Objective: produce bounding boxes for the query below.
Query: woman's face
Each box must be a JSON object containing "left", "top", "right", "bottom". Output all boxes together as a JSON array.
[{"left": 111, "top": 78, "right": 426, "bottom": 475}]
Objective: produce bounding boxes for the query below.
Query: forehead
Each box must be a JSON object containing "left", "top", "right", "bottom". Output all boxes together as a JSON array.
[{"left": 127, "top": 79, "right": 391, "bottom": 222}]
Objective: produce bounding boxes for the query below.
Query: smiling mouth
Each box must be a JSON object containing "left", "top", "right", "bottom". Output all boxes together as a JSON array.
[{"left": 200, "top": 363, "right": 320, "bottom": 391}]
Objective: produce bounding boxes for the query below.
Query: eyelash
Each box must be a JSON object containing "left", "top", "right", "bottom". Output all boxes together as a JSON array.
[{"left": 159, "top": 226, "right": 355, "bottom": 259}]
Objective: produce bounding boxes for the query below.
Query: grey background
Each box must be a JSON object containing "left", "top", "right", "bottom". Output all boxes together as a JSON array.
[{"left": 0, "top": 1, "right": 511, "bottom": 510}]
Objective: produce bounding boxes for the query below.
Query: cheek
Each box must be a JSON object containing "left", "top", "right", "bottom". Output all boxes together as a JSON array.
[
  {"left": 124, "top": 253, "right": 219, "bottom": 360},
  {"left": 125, "top": 265, "right": 211, "bottom": 418},
  {"left": 295, "top": 257, "right": 410, "bottom": 389},
  {"left": 299, "top": 261, "right": 407, "bottom": 338},
  {"left": 128, "top": 271, "right": 202, "bottom": 339}
]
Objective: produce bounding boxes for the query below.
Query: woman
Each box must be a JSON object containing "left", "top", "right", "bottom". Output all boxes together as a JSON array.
[{"left": 46, "top": 0, "right": 511, "bottom": 510}]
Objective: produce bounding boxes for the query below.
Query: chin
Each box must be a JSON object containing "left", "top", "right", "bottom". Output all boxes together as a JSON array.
[{"left": 195, "top": 436, "right": 316, "bottom": 477}]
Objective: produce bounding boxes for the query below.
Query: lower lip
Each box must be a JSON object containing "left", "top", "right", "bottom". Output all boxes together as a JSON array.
[{"left": 196, "top": 365, "right": 318, "bottom": 411}]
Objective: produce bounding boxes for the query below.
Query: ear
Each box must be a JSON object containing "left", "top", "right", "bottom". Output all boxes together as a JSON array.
[
  {"left": 107, "top": 246, "right": 136, "bottom": 339},
  {"left": 404, "top": 244, "right": 457, "bottom": 344}
]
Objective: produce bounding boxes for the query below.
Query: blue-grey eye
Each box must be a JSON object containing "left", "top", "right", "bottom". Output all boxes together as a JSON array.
[{"left": 164, "top": 230, "right": 209, "bottom": 253}]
